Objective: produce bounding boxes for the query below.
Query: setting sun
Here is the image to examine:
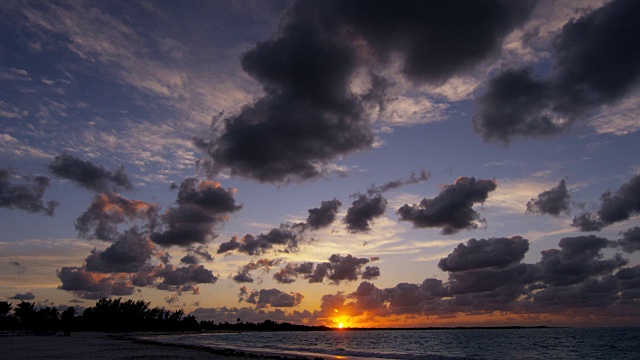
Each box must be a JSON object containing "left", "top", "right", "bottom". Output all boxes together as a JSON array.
[{"left": 338, "top": 323, "right": 344, "bottom": 329}]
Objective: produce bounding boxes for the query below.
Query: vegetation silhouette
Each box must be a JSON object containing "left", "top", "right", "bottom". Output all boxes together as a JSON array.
[{"left": 0, "top": 298, "right": 330, "bottom": 334}]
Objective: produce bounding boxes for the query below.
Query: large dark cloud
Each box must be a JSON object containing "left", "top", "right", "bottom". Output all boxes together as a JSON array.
[
  {"left": 474, "top": 0, "right": 640, "bottom": 143},
  {"left": 196, "top": 0, "right": 536, "bottom": 183},
  {"left": 366, "top": 171, "right": 430, "bottom": 195},
  {"left": 216, "top": 223, "right": 306, "bottom": 256},
  {"left": 75, "top": 192, "right": 159, "bottom": 241},
  {"left": 526, "top": 179, "right": 571, "bottom": 216},
  {"left": 84, "top": 230, "right": 156, "bottom": 273},
  {"left": 151, "top": 178, "right": 242, "bottom": 247},
  {"left": 0, "top": 168, "right": 58, "bottom": 216},
  {"left": 306, "top": 199, "right": 342, "bottom": 230},
  {"left": 239, "top": 287, "right": 304, "bottom": 308},
  {"left": 572, "top": 174, "right": 640, "bottom": 231},
  {"left": 49, "top": 153, "right": 132, "bottom": 192},
  {"left": 195, "top": 17, "right": 373, "bottom": 183},
  {"left": 329, "top": 0, "right": 536, "bottom": 83},
  {"left": 438, "top": 237, "right": 529, "bottom": 272},
  {"left": 398, "top": 177, "right": 497, "bottom": 234},
  {"left": 344, "top": 194, "right": 387, "bottom": 233}
]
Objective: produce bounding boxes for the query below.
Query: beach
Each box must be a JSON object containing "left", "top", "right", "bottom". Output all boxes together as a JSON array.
[{"left": 0, "top": 332, "right": 312, "bottom": 360}]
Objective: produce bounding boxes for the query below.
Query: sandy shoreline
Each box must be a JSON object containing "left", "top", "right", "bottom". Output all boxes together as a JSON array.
[{"left": 0, "top": 332, "right": 321, "bottom": 360}]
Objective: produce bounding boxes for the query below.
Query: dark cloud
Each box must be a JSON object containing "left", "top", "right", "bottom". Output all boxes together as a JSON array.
[
  {"left": 438, "top": 237, "right": 530, "bottom": 272},
  {"left": 216, "top": 223, "right": 306, "bottom": 256},
  {"left": 180, "top": 254, "right": 199, "bottom": 265},
  {"left": 239, "top": 288, "right": 304, "bottom": 308},
  {"left": 573, "top": 174, "right": 640, "bottom": 231},
  {"left": 617, "top": 227, "right": 640, "bottom": 253},
  {"left": 180, "top": 246, "right": 215, "bottom": 265},
  {"left": 326, "top": 254, "right": 370, "bottom": 284},
  {"left": 0, "top": 168, "right": 58, "bottom": 216},
  {"left": 474, "top": 0, "right": 640, "bottom": 143},
  {"left": 151, "top": 178, "right": 242, "bottom": 247},
  {"left": 232, "top": 258, "right": 282, "bottom": 284},
  {"left": 196, "top": 1, "right": 534, "bottom": 183},
  {"left": 273, "top": 262, "right": 314, "bottom": 284},
  {"left": 538, "top": 235, "right": 625, "bottom": 286},
  {"left": 306, "top": 198, "right": 342, "bottom": 230},
  {"left": 273, "top": 255, "right": 374, "bottom": 285},
  {"left": 366, "top": 171, "right": 430, "bottom": 195},
  {"left": 9, "top": 292, "right": 35, "bottom": 300},
  {"left": 361, "top": 266, "right": 380, "bottom": 280},
  {"left": 398, "top": 177, "right": 497, "bottom": 234},
  {"left": 526, "top": 179, "right": 571, "bottom": 216},
  {"left": 192, "top": 245, "right": 214, "bottom": 262},
  {"left": 195, "top": 16, "right": 373, "bottom": 183},
  {"left": 57, "top": 267, "right": 135, "bottom": 299},
  {"left": 75, "top": 192, "right": 159, "bottom": 241},
  {"left": 344, "top": 194, "right": 387, "bottom": 233},
  {"left": 49, "top": 153, "right": 132, "bottom": 192},
  {"left": 157, "top": 264, "right": 218, "bottom": 291},
  {"left": 330, "top": 0, "right": 536, "bottom": 84},
  {"left": 85, "top": 230, "right": 156, "bottom": 273}
]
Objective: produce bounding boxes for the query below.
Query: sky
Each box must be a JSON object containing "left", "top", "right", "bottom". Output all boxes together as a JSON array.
[{"left": 1, "top": 0, "right": 640, "bottom": 328}]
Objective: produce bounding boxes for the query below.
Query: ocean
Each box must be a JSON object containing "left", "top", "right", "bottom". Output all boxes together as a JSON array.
[{"left": 143, "top": 327, "right": 639, "bottom": 359}]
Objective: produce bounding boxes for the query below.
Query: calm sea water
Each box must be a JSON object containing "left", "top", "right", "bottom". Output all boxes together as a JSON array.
[{"left": 146, "top": 327, "right": 639, "bottom": 359}]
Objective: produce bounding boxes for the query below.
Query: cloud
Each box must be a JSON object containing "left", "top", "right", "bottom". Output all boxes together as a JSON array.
[
  {"left": 196, "top": 0, "right": 535, "bottom": 183},
  {"left": 306, "top": 199, "right": 342, "bottom": 230},
  {"left": 151, "top": 178, "right": 242, "bottom": 247},
  {"left": 398, "top": 177, "right": 497, "bottom": 234},
  {"left": 273, "top": 254, "right": 375, "bottom": 285},
  {"left": 344, "top": 194, "right": 387, "bottom": 233},
  {"left": 49, "top": 153, "right": 133, "bottom": 192},
  {"left": 0, "top": 168, "right": 58, "bottom": 215},
  {"left": 190, "top": 306, "right": 313, "bottom": 325},
  {"left": 84, "top": 230, "right": 156, "bottom": 273},
  {"left": 57, "top": 267, "right": 135, "bottom": 299},
  {"left": 232, "top": 258, "right": 282, "bottom": 284},
  {"left": 474, "top": 0, "right": 640, "bottom": 143},
  {"left": 538, "top": 235, "right": 625, "bottom": 286},
  {"left": 194, "top": 18, "right": 374, "bottom": 183},
  {"left": 361, "top": 266, "right": 380, "bottom": 280},
  {"left": 75, "top": 192, "right": 159, "bottom": 241},
  {"left": 156, "top": 264, "right": 218, "bottom": 292},
  {"left": 526, "top": 179, "right": 571, "bottom": 216},
  {"left": 438, "top": 237, "right": 530, "bottom": 272},
  {"left": 572, "top": 174, "right": 640, "bottom": 231},
  {"left": 366, "top": 170, "right": 430, "bottom": 195},
  {"left": 239, "top": 288, "right": 304, "bottom": 308},
  {"left": 9, "top": 292, "right": 36, "bottom": 300},
  {"left": 216, "top": 223, "right": 306, "bottom": 256},
  {"left": 306, "top": 228, "right": 639, "bottom": 323},
  {"left": 617, "top": 227, "right": 640, "bottom": 253},
  {"left": 273, "top": 262, "right": 314, "bottom": 284}
]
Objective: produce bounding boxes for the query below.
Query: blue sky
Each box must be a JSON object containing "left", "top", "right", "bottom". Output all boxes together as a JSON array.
[{"left": 1, "top": 0, "right": 639, "bottom": 327}]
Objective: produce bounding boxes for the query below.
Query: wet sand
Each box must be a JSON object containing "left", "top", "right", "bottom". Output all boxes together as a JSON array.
[{"left": 0, "top": 332, "right": 317, "bottom": 359}]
